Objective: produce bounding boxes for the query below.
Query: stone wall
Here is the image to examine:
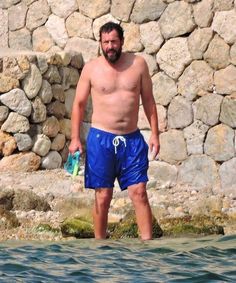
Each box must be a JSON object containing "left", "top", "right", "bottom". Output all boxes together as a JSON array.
[{"left": 0, "top": 0, "right": 236, "bottom": 195}]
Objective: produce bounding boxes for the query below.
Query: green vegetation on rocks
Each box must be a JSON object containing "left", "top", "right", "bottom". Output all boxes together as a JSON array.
[{"left": 61, "top": 217, "right": 94, "bottom": 238}]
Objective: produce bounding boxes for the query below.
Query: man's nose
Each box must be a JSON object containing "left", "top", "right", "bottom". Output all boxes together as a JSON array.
[{"left": 108, "top": 41, "right": 113, "bottom": 48}]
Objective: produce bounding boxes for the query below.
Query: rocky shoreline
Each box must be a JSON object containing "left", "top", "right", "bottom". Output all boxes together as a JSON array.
[{"left": 0, "top": 169, "right": 235, "bottom": 241}]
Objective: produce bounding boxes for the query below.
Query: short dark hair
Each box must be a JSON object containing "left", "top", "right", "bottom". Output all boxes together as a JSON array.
[{"left": 99, "top": 22, "right": 124, "bottom": 41}]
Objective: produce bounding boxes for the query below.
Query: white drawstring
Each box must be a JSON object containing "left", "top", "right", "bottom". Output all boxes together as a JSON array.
[{"left": 112, "top": 136, "right": 126, "bottom": 154}]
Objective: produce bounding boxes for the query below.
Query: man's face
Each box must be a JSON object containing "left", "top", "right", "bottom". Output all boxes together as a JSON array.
[{"left": 101, "top": 29, "right": 123, "bottom": 63}]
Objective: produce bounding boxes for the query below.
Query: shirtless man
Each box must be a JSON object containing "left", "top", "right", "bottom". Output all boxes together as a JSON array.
[{"left": 69, "top": 22, "right": 160, "bottom": 240}]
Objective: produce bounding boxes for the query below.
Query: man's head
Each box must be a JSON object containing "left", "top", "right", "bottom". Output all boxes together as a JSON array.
[{"left": 99, "top": 22, "right": 124, "bottom": 64}]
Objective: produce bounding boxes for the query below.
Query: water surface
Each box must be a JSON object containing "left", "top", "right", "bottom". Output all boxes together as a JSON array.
[{"left": 0, "top": 235, "right": 235, "bottom": 282}]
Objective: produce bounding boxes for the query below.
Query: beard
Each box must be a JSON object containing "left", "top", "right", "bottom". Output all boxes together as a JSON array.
[{"left": 102, "top": 47, "right": 122, "bottom": 63}]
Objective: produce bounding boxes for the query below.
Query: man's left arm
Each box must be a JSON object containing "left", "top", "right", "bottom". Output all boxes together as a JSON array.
[{"left": 140, "top": 57, "right": 160, "bottom": 159}]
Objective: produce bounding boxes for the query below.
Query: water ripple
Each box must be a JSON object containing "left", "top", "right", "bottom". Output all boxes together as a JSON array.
[{"left": 0, "top": 235, "right": 235, "bottom": 282}]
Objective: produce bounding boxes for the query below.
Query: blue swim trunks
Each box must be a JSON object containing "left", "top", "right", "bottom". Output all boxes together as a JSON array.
[{"left": 85, "top": 127, "right": 149, "bottom": 190}]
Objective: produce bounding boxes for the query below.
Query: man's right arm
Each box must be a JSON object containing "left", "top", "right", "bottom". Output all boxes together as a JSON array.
[{"left": 69, "top": 63, "right": 91, "bottom": 154}]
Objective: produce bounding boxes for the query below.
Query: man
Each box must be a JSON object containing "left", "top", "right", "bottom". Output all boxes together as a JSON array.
[{"left": 69, "top": 22, "right": 160, "bottom": 240}]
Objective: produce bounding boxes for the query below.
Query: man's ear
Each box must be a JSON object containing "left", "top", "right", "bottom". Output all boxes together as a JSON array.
[{"left": 121, "top": 38, "right": 124, "bottom": 46}]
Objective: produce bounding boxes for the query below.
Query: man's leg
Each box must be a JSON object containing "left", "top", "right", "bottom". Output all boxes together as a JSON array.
[
  {"left": 128, "top": 183, "right": 152, "bottom": 240},
  {"left": 93, "top": 188, "right": 113, "bottom": 239}
]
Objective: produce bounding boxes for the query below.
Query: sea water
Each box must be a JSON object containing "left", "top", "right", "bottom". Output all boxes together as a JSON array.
[{"left": 0, "top": 235, "right": 235, "bottom": 282}]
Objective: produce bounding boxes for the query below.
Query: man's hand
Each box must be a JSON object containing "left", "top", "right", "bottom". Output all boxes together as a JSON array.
[
  {"left": 69, "top": 138, "right": 83, "bottom": 155},
  {"left": 149, "top": 134, "right": 160, "bottom": 160}
]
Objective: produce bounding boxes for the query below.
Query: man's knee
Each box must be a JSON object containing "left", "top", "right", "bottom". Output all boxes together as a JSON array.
[
  {"left": 128, "top": 183, "right": 148, "bottom": 204},
  {"left": 95, "top": 189, "right": 113, "bottom": 209}
]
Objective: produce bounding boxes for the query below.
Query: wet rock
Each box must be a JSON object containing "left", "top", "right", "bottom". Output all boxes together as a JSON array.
[
  {"left": 0, "top": 208, "right": 20, "bottom": 230},
  {"left": 160, "top": 215, "right": 224, "bottom": 236},
  {"left": 109, "top": 210, "right": 163, "bottom": 239},
  {"left": 0, "top": 188, "right": 15, "bottom": 210},
  {"left": 61, "top": 217, "right": 94, "bottom": 238},
  {"left": 13, "top": 189, "right": 51, "bottom": 211}
]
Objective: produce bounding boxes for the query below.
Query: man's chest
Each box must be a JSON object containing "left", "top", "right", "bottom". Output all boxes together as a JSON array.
[{"left": 91, "top": 68, "right": 141, "bottom": 94}]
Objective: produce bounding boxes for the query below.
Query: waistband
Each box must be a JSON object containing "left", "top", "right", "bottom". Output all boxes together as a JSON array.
[{"left": 89, "top": 127, "right": 140, "bottom": 139}]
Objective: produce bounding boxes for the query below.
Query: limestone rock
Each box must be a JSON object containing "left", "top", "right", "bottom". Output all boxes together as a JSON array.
[
  {"left": 32, "top": 26, "right": 54, "bottom": 52},
  {"left": 156, "top": 105, "right": 167, "bottom": 133},
  {"left": 152, "top": 72, "right": 177, "bottom": 106},
  {"left": 204, "top": 124, "right": 235, "bottom": 161},
  {"left": 0, "top": 152, "right": 41, "bottom": 172},
  {"left": 51, "top": 134, "right": 66, "bottom": 151},
  {"left": 212, "top": 10, "right": 236, "bottom": 44},
  {"left": 65, "top": 38, "right": 99, "bottom": 63},
  {"left": 59, "top": 67, "right": 79, "bottom": 90},
  {"left": 47, "top": 100, "right": 66, "bottom": 119},
  {"left": 0, "top": 88, "right": 31, "bottom": 117},
  {"left": 178, "top": 61, "right": 214, "bottom": 100},
  {"left": 31, "top": 97, "right": 47, "bottom": 123},
  {"left": 178, "top": 155, "right": 219, "bottom": 189},
  {"left": 14, "top": 133, "right": 33, "bottom": 151},
  {"left": 193, "top": 0, "right": 214, "bottom": 28},
  {"left": 2, "top": 55, "right": 30, "bottom": 80},
  {"left": 121, "top": 22, "right": 143, "bottom": 52},
  {"left": 140, "top": 21, "right": 164, "bottom": 54},
  {"left": 59, "top": 119, "right": 71, "bottom": 140},
  {"left": 0, "top": 188, "right": 14, "bottom": 210},
  {"left": 41, "top": 151, "right": 62, "bottom": 169},
  {"left": 0, "top": 0, "right": 20, "bottom": 8},
  {"left": 183, "top": 120, "right": 209, "bottom": 155},
  {"left": 45, "top": 14, "right": 68, "bottom": 48},
  {"left": 148, "top": 161, "right": 177, "bottom": 189},
  {"left": 65, "top": 88, "right": 76, "bottom": 118},
  {"left": 156, "top": 37, "right": 192, "bottom": 79},
  {"left": 26, "top": 0, "right": 50, "bottom": 31},
  {"left": 188, "top": 28, "right": 214, "bottom": 60},
  {"left": 214, "top": 0, "right": 234, "bottom": 11},
  {"left": 214, "top": 65, "right": 236, "bottom": 95},
  {"left": 193, "top": 93, "right": 223, "bottom": 126},
  {"left": 0, "top": 74, "right": 19, "bottom": 93},
  {"left": 47, "top": 0, "right": 78, "bottom": 18},
  {"left": 130, "top": 0, "right": 167, "bottom": 24},
  {"left": 38, "top": 80, "right": 53, "bottom": 104},
  {"left": 32, "top": 134, "right": 51, "bottom": 157},
  {"left": 0, "top": 130, "right": 17, "bottom": 156},
  {"left": 0, "top": 8, "right": 8, "bottom": 48},
  {"left": 42, "top": 116, "right": 60, "bottom": 138},
  {"left": 22, "top": 64, "right": 42, "bottom": 99},
  {"left": 230, "top": 43, "right": 236, "bottom": 65},
  {"left": 77, "top": 0, "right": 110, "bottom": 19},
  {"left": 159, "top": 130, "right": 187, "bottom": 164},
  {"left": 36, "top": 54, "right": 48, "bottom": 74},
  {"left": 8, "top": 2, "right": 28, "bottom": 31},
  {"left": 51, "top": 84, "right": 65, "bottom": 102},
  {"left": 1, "top": 112, "right": 30, "bottom": 133},
  {"left": 9, "top": 28, "right": 32, "bottom": 50},
  {"left": 0, "top": 106, "right": 9, "bottom": 122},
  {"left": 66, "top": 12, "right": 93, "bottom": 39},
  {"left": 111, "top": 0, "right": 135, "bottom": 22},
  {"left": 168, "top": 96, "right": 193, "bottom": 129},
  {"left": 220, "top": 96, "right": 236, "bottom": 127},
  {"left": 204, "top": 34, "right": 230, "bottom": 69},
  {"left": 219, "top": 158, "right": 236, "bottom": 195},
  {"left": 43, "top": 65, "right": 61, "bottom": 84},
  {"left": 159, "top": 1, "right": 195, "bottom": 39}
]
